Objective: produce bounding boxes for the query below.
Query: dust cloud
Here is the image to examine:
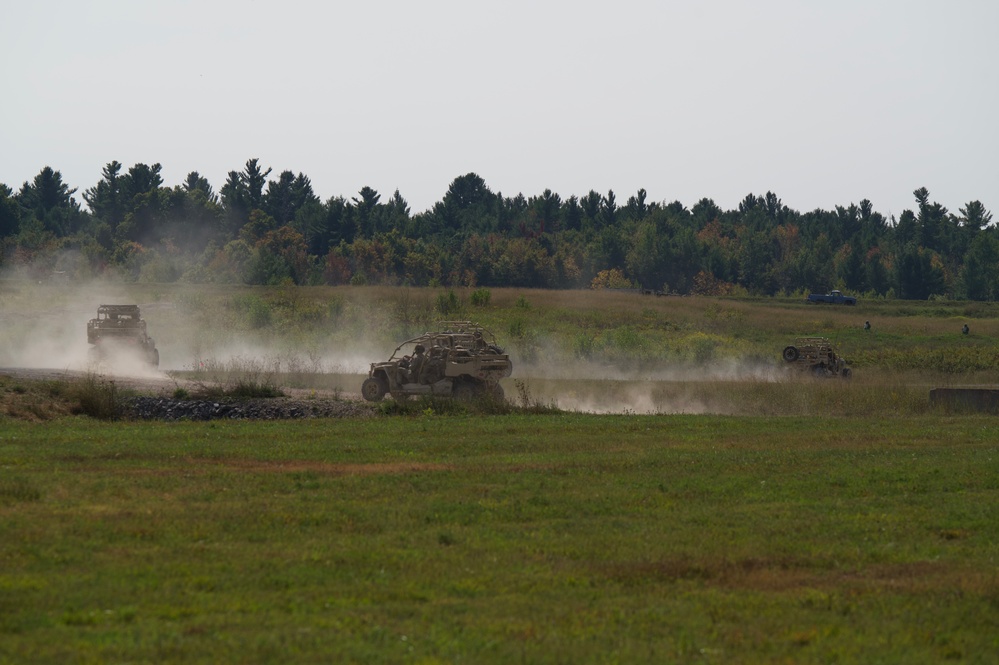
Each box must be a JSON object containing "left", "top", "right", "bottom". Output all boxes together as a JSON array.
[
  {"left": 0, "top": 277, "right": 396, "bottom": 387},
  {"left": 506, "top": 370, "right": 781, "bottom": 416},
  {"left": 504, "top": 335, "right": 785, "bottom": 414},
  {"left": 0, "top": 279, "right": 165, "bottom": 379},
  {"left": 0, "top": 277, "right": 787, "bottom": 413}
]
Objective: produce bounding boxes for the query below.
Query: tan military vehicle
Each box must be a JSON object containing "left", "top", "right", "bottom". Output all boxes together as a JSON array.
[
  {"left": 361, "top": 321, "right": 512, "bottom": 402},
  {"left": 781, "top": 337, "right": 851, "bottom": 378},
  {"left": 87, "top": 304, "right": 160, "bottom": 367}
]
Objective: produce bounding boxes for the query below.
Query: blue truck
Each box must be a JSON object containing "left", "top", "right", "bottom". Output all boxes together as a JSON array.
[{"left": 806, "top": 290, "right": 857, "bottom": 305}]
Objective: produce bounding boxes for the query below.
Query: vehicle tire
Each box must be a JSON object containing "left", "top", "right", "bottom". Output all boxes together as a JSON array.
[
  {"left": 489, "top": 383, "right": 505, "bottom": 402},
  {"left": 782, "top": 346, "right": 799, "bottom": 362},
  {"left": 452, "top": 380, "right": 477, "bottom": 401},
  {"left": 361, "top": 377, "right": 388, "bottom": 402},
  {"left": 150, "top": 349, "right": 160, "bottom": 367},
  {"left": 841, "top": 368, "right": 852, "bottom": 379}
]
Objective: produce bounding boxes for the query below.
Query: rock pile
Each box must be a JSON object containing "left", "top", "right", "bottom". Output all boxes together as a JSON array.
[{"left": 124, "top": 396, "right": 375, "bottom": 421}]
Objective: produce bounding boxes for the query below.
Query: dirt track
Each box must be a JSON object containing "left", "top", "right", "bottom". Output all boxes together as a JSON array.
[{"left": 0, "top": 366, "right": 197, "bottom": 394}]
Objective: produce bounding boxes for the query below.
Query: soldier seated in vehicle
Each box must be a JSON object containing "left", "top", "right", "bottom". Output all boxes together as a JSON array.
[
  {"left": 423, "top": 345, "right": 446, "bottom": 384},
  {"left": 406, "top": 344, "right": 427, "bottom": 384}
]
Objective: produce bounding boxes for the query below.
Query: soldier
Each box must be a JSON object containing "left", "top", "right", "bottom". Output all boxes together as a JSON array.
[
  {"left": 408, "top": 344, "right": 427, "bottom": 383},
  {"left": 962, "top": 324, "right": 970, "bottom": 335},
  {"left": 864, "top": 321, "right": 871, "bottom": 331},
  {"left": 424, "top": 345, "right": 446, "bottom": 384}
]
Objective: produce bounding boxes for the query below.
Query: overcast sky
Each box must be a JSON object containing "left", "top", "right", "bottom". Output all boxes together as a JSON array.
[{"left": 3, "top": 0, "right": 997, "bottom": 220}]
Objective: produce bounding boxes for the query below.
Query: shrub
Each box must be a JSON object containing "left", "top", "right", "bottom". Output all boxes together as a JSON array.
[
  {"left": 508, "top": 319, "right": 527, "bottom": 339},
  {"left": 435, "top": 289, "right": 464, "bottom": 317},
  {"left": 189, "top": 356, "right": 286, "bottom": 399},
  {"left": 573, "top": 332, "right": 597, "bottom": 358},
  {"left": 72, "top": 373, "right": 121, "bottom": 420},
  {"left": 231, "top": 295, "right": 273, "bottom": 329},
  {"left": 328, "top": 296, "right": 345, "bottom": 320},
  {"left": 225, "top": 380, "right": 284, "bottom": 399},
  {"left": 590, "top": 268, "right": 635, "bottom": 290},
  {"left": 247, "top": 298, "right": 272, "bottom": 328},
  {"left": 514, "top": 380, "right": 561, "bottom": 414},
  {"left": 378, "top": 394, "right": 512, "bottom": 416},
  {"left": 470, "top": 288, "right": 491, "bottom": 307}
]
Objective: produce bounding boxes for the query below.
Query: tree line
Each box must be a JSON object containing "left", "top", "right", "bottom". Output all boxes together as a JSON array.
[{"left": 1, "top": 159, "right": 996, "bottom": 300}]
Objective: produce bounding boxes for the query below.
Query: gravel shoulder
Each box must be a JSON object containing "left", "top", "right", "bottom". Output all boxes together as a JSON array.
[
  {"left": 1, "top": 367, "right": 378, "bottom": 422},
  {"left": 125, "top": 395, "right": 376, "bottom": 421}
]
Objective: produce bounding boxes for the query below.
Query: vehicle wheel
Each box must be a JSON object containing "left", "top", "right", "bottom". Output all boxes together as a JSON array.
[
  {"left": 150, "top": 349, "right": 160, "bottom": 367},
  {"left": 452, "top": 380, "right": 476, "bottom": 401},
  {"left": 782, "top": 346, "right": 799, "bottom": 362},
  {"left": 361, "top": 377, "right": 388, "bottom": 402},
  {"left": 489, "top": 383, "right": 505, "bottom": 402},
  {"left": 841, "top": 368, "right": 852, "bottom": 379}
]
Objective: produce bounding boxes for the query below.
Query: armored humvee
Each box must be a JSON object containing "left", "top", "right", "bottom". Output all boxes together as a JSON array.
[
  {"left": 87, "top": 304, "right": 160, "bottom": 367},
  {"left": 781, "top": 337, "right": 850, "bottom": 378},
  {"left": 361, "top": 321, "right": 512, "bottom": 402}
]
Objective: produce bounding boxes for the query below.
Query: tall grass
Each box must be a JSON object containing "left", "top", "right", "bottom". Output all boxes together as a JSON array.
[
  {"left": 187, "top": 356, "right": 284, "bottom": 398},
  {"left": 70, "top": 372, "right": 122, "bottom": 420}
]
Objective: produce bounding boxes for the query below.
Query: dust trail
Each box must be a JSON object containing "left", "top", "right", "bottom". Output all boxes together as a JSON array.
[
  {"left": 502, "top": 337, "right": 786, "bottom": 413},
  {"left": 0, "top": 278, "right": 786, "bottom": 412},
  {"left": 0, "top": 278, "right": 166, "bottom": 379}
]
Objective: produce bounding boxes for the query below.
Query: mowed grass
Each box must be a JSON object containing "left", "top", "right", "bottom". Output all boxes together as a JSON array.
[{"left": 2, "top": 414, "right": 998, "bottom": 663}]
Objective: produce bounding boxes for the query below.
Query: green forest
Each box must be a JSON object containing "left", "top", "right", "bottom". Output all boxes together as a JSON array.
[{"left": 1, "top": 159, "right": 996, "bottom": 300}]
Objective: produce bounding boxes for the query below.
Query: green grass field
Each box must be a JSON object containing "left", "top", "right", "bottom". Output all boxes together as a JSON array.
[
  {"left": 2, "top": 281, "right": 999, "bottom": 662},
  {"left": 2, "top": 414, "right": 998, "bottom": 663}
]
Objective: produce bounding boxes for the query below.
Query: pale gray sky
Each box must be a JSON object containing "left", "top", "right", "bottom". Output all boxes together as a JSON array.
[{"left": 3, "top": 0, "right": 997, "bottom": 219}]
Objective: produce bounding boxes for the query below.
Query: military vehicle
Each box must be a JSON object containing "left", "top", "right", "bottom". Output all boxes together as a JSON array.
[
  {"left": 87, "top": 304, "right": 160, "bottom": 367},
  {"left": 806, "top": 289, "right": 857, "bottom": 305},
  {"left": 781, "top": 337, "right": 851, "bottom": 378},
  {"left": 361, "top": 321, "right": 512, "bottom": 402}
]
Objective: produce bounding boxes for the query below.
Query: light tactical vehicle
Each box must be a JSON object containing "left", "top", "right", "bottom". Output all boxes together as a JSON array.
[
  {"left": 781, "top": 337, "right": 851, "bottom": 378},
  {"left": 87, "top": 304, "right": 160, "bottom": 367},
  {"left": 806, "top": 289, "right": 858, "bottom": 305},
  {"left": 361, "top": 321, "right": 512, "bottom": 402}
]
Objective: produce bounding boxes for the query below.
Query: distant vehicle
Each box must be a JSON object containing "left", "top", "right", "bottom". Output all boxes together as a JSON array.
[
  {"left": 806, "top": 290, "right": 857, "bottom": 305},
  {"left": 781, "top": 337, "right": 851, "bottom": 379},
  {"left": 361, "top": 321, "right": 512, "bottom": 402},
  {"left": 87, "top": 304, "right": 159, "bottom": 367}
]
